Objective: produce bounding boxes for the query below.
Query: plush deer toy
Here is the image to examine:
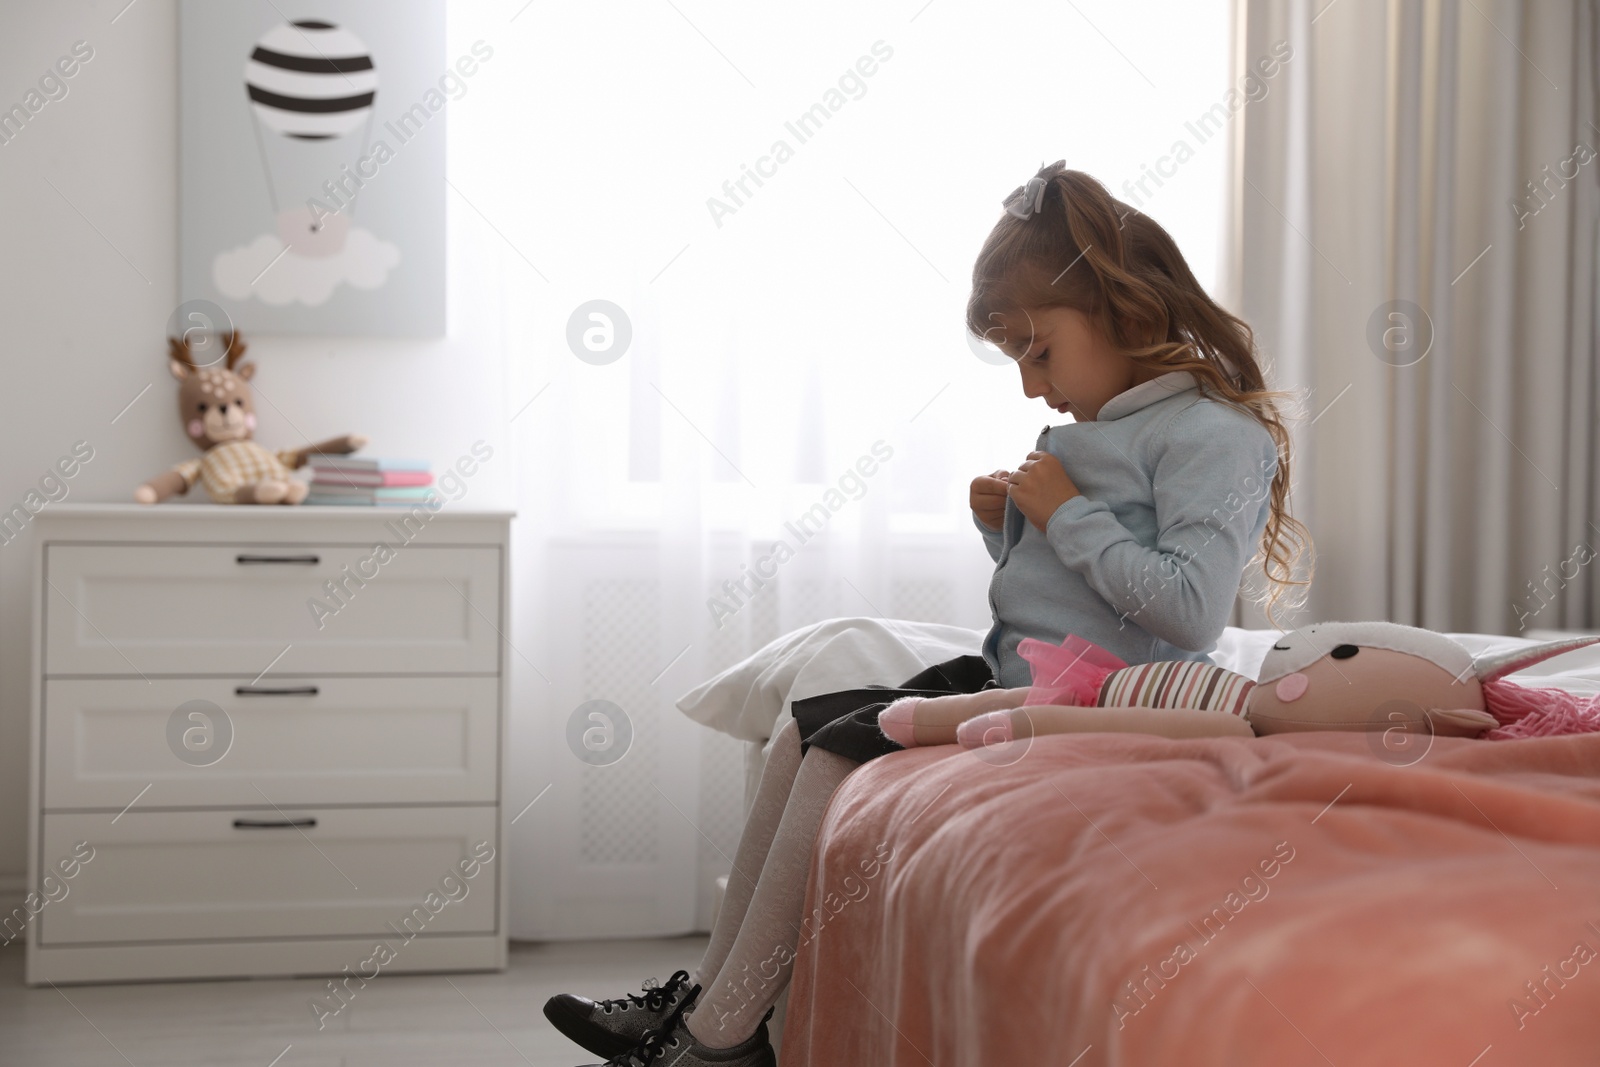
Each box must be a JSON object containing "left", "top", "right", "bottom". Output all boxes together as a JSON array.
[
  {"left": 135, "top": 331, "right": 367, "bottom": 505},
  {"left": 877, "top": 622, "right": 1600, "bottom": 748}
]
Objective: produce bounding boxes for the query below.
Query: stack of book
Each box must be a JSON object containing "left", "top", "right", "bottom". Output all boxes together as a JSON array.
[{"left": 304, "top": 457, "right": 436, "bottom": 507}]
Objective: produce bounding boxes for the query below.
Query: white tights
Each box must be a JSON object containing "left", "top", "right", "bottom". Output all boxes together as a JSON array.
[{"left": 684, "top": 717, "right": 857, "bottom": 1048}]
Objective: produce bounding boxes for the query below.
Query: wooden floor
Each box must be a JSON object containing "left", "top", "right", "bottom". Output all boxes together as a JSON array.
[{"left": 0, "top": 935, "right": 712, "bottom": 1066}]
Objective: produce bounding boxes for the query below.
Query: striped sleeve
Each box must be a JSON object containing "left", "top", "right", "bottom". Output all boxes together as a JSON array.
[{"left": 1098, "top": 661, "right": 1256, "bottom": 718}]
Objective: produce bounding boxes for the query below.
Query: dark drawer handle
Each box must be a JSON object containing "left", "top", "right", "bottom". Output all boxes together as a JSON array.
[
  {"left": 233, "top": 817, "right": 317, "bottom": 830},
  {"left": 235, "top": 685, "right": 319, "bottom": 697},
  {"left": 236, "top": 554, "right": 320, "bottom": 565}
]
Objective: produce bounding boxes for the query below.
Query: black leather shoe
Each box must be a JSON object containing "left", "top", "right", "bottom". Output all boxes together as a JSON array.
[
  {"left": 581, "top": 999, "right": 776, "bottom": 1067},
  {"left": 545, "top": 970, "right": 698, "bottom": 1059}
]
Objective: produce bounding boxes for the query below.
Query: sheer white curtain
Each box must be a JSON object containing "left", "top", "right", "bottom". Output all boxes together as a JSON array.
[{"left": 448, "top": 0, "right": 1230, "bottom": 938}]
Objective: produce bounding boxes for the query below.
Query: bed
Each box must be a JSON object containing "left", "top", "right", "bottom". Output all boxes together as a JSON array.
[{"left": 676, "top": 619, "right": 1600, "bottom": 1063}]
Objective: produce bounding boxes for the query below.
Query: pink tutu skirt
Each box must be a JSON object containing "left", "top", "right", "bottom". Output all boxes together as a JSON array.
[{"left": 1016, "top": 634, "right": 1128, "bottom": 708}]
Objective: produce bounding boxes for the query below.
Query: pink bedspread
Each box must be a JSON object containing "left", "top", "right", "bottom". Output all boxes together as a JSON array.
[{"left": 781, "top": 731, "right": 1600, "bottom": 1066}]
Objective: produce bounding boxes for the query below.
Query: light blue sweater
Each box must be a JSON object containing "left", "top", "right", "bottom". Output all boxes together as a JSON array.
[{"left": 976, "top": 371, "right": 1278, "bottom": 688}]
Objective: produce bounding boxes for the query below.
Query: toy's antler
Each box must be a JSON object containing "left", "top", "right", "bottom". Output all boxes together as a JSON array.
[
  {"left": 222, "top": 330, "right": 248, "bottom": 370},
  {"left": 168, "top": 334, "right": 196, "bottom": 369}
]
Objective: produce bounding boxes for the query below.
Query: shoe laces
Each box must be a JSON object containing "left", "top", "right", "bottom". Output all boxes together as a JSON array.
[
  {"left": 598, "top": 969, "right": 694, "bottom": 1016},
  {"left": 606, "top": 983, "right": 702, "bottom": 1066}
]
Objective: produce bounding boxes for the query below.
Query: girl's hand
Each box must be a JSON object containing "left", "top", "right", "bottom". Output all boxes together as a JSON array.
[
  {"left": 1008, "top": 451, "right": 1080, "bottom": 533},
  {"left": 970, "top": 469, "right": 1011, "bottom": 531}
]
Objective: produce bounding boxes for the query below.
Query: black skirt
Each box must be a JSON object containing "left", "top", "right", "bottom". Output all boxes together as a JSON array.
[{"left": 790, "top": 653, "right": 1000, "bottom": 765}]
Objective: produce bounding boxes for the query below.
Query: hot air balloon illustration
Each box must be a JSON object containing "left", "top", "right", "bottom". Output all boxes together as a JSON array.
[
  {"left": 213, "top": 18, "right": 400, "bottom": 307},
  {"left": 247, "top": 20, "right": 376, "bottom": 140}
]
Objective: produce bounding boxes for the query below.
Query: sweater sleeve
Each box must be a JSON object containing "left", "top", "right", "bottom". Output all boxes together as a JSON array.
[
  {"left": 973, "top": 510, "right": 1004, "bottom": 563},
  {"left": 1042, "top": 403, "right": 1279, "bottom": 651}
]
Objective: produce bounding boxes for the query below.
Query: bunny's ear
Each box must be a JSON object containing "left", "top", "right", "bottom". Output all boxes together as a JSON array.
[{"left": 1473, "top": 635, "right": 1600, "bottom": 684}]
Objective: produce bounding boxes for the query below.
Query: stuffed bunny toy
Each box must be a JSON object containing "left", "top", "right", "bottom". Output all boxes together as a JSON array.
[
  {"left": 877, "top": 622, "right": 1600, "bottom": 749},
  {"left": 135, "top": 330, "right": 367, "bottom": 505}
]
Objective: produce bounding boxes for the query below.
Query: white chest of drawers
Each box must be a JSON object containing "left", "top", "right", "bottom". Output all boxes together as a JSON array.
[{"left": 23, "top": 503, "right": 513, "bottom": 985}]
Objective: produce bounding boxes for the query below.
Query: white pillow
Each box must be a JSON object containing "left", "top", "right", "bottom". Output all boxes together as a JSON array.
[
  {"left": 680, "top": 621, "right": 1454, "bottom": 745},
  {"left": 682, "top": 621, "right": 1600, "bottom": 749},
  {"left": 675, "top": 617, "right": 986, "bottom": 742},
  {"left": 1210, "top": 625, "right": 1284, "bottom": 680}
]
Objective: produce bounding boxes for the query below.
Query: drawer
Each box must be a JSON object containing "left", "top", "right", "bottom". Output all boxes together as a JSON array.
[
  {"left": 43, "top": 677, "right": 499, "bottom": 808},
  {"left": 44, "top": 543, "right": 500, "bottom": 676},
  {"left": 38, "top": 807, "right": 499, "bottom": 944}
]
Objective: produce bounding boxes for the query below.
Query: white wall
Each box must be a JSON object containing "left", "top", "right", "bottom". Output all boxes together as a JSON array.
[{"left": 0, "top": 0, "right": 513, "bottom": 894}]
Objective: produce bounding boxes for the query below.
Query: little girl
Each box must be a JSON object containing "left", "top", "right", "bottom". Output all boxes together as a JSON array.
[{"left": 543, "top": 163, "right": 1311, "bottom": 1067}]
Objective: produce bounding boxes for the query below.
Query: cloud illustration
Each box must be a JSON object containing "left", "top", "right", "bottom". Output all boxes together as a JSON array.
[{"left": 212, "top": 228, "right": 401, "bottom": 307}]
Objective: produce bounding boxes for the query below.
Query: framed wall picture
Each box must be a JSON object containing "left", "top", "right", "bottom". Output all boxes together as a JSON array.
[{"left": 179, "top": 0, "right": 446, "bottom": 336}]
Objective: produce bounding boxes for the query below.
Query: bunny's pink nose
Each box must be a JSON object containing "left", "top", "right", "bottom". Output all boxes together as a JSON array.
[{"left": 1275, "top": 673, "right": 1309, "bottom": 702}]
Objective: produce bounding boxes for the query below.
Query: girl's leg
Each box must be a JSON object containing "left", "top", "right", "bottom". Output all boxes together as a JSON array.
[
  {"left": 685, "top": 743, "right": 858, "bottom": 1049},
  {"left": 690, "top": 716, "right": 806, "bottom": 990}
]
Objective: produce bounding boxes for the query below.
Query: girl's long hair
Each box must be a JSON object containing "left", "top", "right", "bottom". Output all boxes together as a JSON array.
[{"left": 967, "top": 163, "right": 1312, "bottom": 626}]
